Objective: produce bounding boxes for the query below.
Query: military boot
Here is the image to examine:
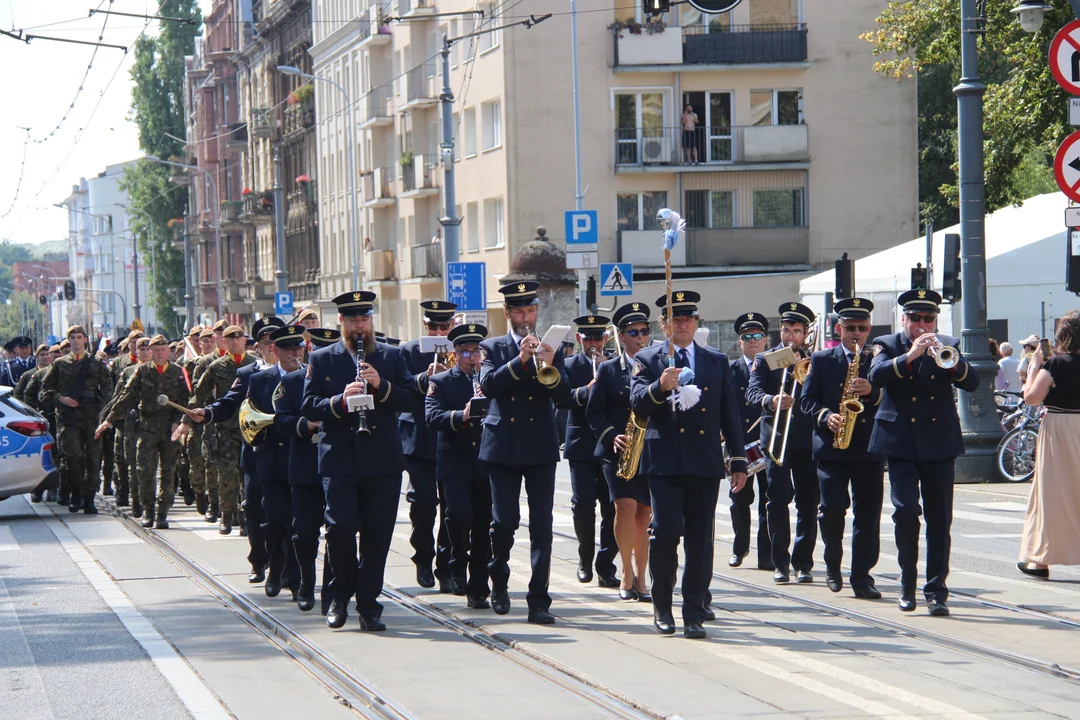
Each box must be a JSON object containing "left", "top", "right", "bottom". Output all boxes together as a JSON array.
[
  {"left": 102, "top": 479, "right": 113, "bottom": 496},
  {"left": 218, "top": 516, "right": 232, "bottom": 535},
  {"left": 132, "top": 498, "right": 143, "bottom": 518},
  {"left": 205, "top": 501, "right": 219, "bottom": 523},
  {"left": 116, "top": 486, "right": 129, "bottom": 507},
  {"left": 68, "top": 492, "right": 82, "bottom": 513},
  {"left": 196, "top": 493, "right": 208, "bottom": 515},
  {"left": 183, "top": 486, "right": 195, "bottom": 506},
  {"left": 237, "top": 509, "right": 247, "bottom": 537},
  {"left": 142, "top": 505, "right": 156, "bottom": 529},
  {"left": 155, "top": 510, "right": 169, "bottom": 530},
  {"left": 83, "top": 495, "right": 98, "bottom": 515}
]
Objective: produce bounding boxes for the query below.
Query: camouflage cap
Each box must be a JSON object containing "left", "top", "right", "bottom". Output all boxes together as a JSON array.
[
  {"left": 222, "top": 325, "right": 245, "bottom": 338},
  {"left": 66, "top": 324, "right": 87, "bottom": 338},
  {"left": 187, "top": 325, "right": 204, "bottom": 338},
  {"left": 135, "top": 337, "right": 151, "bottom": 348},
  {"left": 148, "top": 334, "right": 169, "bottom": 347},
  {"left": 199, "top": 328, "right": 215, "bottom": 339},
  {"left": 212, "top": 320, "right": 229, "bottom": 332}
]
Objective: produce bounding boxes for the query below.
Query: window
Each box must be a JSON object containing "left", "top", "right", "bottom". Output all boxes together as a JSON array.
[
  {"left": 466, "top": 202, "right": 479, "bottom": 251},
  {"left": 749, "top": 0, "right": 799, "bottom": 25},
  {"left": 484, "top": 198, "right": 504, "bottom": 248},
  {"left": 683, "top": 190, "right": 734, "bottom": 228},
  {"left": 753, "top": 189, "right": 804, "bottom": 227},
  {"left": 615, "top": 91, "right": 667, "bottom": 164},
  {"left": 617, "top": 192, "right": 668, "bottom": 231},
  {"left": 750, "top": 89, "right": 802, "bottom": 126},
  {"left": 481, "top": 101, "right": 501, "bottom": 150},
  {"left": 464, "top": 107, "right": 477, "bottom": 157},
  {"left": 480, "top": 2, "right": 500, "bottom": 53}
]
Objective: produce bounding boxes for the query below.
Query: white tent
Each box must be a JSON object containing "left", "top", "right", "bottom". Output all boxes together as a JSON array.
[{"left": 799, "top": 192, "right": 1078, "bottom": 346}]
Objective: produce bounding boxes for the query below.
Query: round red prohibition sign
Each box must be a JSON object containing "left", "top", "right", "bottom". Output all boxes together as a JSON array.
[
  {"left": 1054, "top": 131, "right": 1080, "bottom": 203},
  {"left": 1049, "top": 20, "right": 1080, "bottom": 95}
]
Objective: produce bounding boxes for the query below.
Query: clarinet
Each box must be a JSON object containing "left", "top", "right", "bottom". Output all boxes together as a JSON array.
[{"left": 354, "top": 343, "right": 371, "bottom": 435}]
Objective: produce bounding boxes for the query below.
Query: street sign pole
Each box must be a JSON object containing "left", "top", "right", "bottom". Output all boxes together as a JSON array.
[{"left": 570, "top": 0, "right": 589, "bottom": 315}]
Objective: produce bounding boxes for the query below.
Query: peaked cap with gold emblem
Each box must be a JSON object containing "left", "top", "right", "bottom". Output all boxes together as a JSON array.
[
  {"left": 778, "top": 301, "right": 815, "bottom": 326},
  {"left": 734, "top": 312, "right": 769, "bottom": 335},
  {"left": 834, "top": 297, "right": 874, "bottom": 320},
  {"left": 573, "top": 314, "right": 609, "bottom": 332},
  {"left": 655, "top": 290, "right": 701, "bottom": 317},
  {"left": 897, "top": 288, "right": 942, "bottom": 313},
  {"left": 448, "top": 323, "right": 487, "bottom": 347},
  {"left": 251, "top": 316, "right": 285, "bottom": 340},
  {"left": 270, "top": 324, "right": 306, "bottom": 348},
  {"left": 420, "top": 299, "right": 458, "bottom": 323},
  {"left": 498, "top": 280, "right": 540, "bottom": 307},
  {"left": 613, "top": 302, "right": 650, "bottom": 328},
  {"left": 308, "top": 327, "right": 341, "bottom": 348},
  {"left": 331, "top": 290, "right": 377, "bottom": 317}
]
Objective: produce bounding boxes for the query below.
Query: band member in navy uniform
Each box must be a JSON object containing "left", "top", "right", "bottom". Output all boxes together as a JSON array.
[
  {"left": 480, "top": 281, "right": 571, "bottom": 624},
  {"left": 302, "top": 291, "right": 415, "bottom": 630},
  {"left": 275, "top": 328, "right": 339, "bottom": 613},
  {"left": 425, "top": 323, "right": 492, "bottom": 608},
  {"left": 561, "top": 314, "right": 619, "bottom": 587},
  {"left": 747, "top": 302, "right": 819, "bottom": 584},
  {"left": 800, "top": 298, "right": 885, "bottom": 598},
  {"left": 400, "top": 299, "right": 456, "bottom": 590},
  {"left": 249, "top": 324, "right": 305, "bottom": 600},
  {"left": 630, "top": 290, "right": 748, "bottom": 639},
  {"left": 586, "top": 302, "right": 653, "bottom": 601},
  {"left": 869, "top": 289, "right": 979, "bottom": 616},
  {"left": 727, "top": 313, "right": 773, "bottom": 571}
]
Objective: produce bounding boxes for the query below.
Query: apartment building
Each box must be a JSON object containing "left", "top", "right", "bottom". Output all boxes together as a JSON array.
[{"left": 309, "top": 0, "right": 916, "bottom": 343}]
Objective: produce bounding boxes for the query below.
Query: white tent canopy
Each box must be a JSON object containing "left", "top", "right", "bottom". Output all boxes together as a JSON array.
[{"left": 799, "top": 192, "right": 1078, "bottom": 345}]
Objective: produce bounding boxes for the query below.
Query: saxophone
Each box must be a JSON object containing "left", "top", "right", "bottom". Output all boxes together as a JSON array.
[
  {"left": 833, "top": 343, "right": 865, "bottom": 450},
  {"left": 612, "top": 327, "right": 647, "bottom": 480}
]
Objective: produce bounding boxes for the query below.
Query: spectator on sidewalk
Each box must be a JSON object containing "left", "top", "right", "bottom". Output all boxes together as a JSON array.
[
  {"left": 1017, "top": 310, "right": 1080, "bottom": 579},
  {"left": 1018, "top": 335, "right": 1039, "bottom": 385},
  {"left": 998, "top": 342, "right": 1021, "bottom": 392}
]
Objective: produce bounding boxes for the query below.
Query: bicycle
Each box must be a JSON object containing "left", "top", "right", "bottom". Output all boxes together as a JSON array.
[
  {"left": 996, "top": 403, "right": 1044, "bottom": 482},
  {"left": 994, "top": 391, "right": 1026, "bottom": 431}
]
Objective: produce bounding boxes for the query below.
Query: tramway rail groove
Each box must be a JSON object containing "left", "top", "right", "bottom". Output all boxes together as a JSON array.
[{"left": 91, "top": 498, "right": 667, "bottom": 720}]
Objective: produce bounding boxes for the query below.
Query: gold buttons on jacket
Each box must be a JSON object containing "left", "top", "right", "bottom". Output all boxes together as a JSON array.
[
  {"left": 699, "top": 430, "right": 704, "bottom": 435},
  {"left": 910, "top": 418, "right": 916, "bottom": 423},
  {"left": 511, "top": 418, "right": 516, "bottom": 423},
  {"left": 680, "top": 428, "right": 685, "bottom": 433}
]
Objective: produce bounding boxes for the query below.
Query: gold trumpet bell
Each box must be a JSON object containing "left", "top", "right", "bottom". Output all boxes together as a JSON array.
[
  {"left": 239, "top": 398, "right": 276, "bottom": 444},
  {"left": 791, "top": 357, "right": 812, "bottom": 383},
  {"left": 536, "top": 361, "right": 561, "bottom": 387}
]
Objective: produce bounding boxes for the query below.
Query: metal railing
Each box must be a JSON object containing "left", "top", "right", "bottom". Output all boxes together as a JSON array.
[
  {"left": 681, "top": 24, "right": 807, "bottom": 64},
  {"left": 406, "top": 62, "right": 438, "bottom": 104},
  {"left": 400, "top": 154, "right": 439, "bottom": 193},
  {"left": 251, "top": 108, "right": 272, "bottom": 138},
  {"left": 684, "top": 227, "right": 809, "bottom": 266},
  {"left": 221, "top": 201, "right": 244, "bottom": 224},
  {"left": 365, "top": 84, "right": 394, "bottom": 123},
  {"left": 361, "top": 167, "right": 395, "bottom": 203},
  {"left": 398, "top": 0, "right": 435, "bottom": 14},
  {"left": 226, "top": 122, "right": 247, "bottom": 149},
  {"left": 410, "top": 243, "right": 442, "bottom": 278},
  {"left": 614, "top": 125, "right": 809, "bottom": 167}
]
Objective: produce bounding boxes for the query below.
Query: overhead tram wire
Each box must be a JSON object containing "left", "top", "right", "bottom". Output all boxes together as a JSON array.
[{"left": 0, "top": 128, "right": 31, "bottom": 219}]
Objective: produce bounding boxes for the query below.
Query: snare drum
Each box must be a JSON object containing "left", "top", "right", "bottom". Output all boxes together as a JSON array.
[{"left": 744, "top": 441, "right": 766, "bottom": 476}]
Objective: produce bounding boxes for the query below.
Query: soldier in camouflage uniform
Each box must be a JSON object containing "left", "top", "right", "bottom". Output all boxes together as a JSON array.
[
  {"left": 40, "top": 325, "right": 113, "bottom": 514},
  {"left": 186, "top": 325, "right": 255, "bottom": 533},
  {"left": 174, "top": 326, "right": 203, "bottom": 507},
  {"left": 97, "top": 335, "right": 189, "bottom": 529},
  {"left": 101, "top": 338, "right": 151, "bottom": 512},
  {"left": 36, "top": 341, "right": 68, "bottom": 504},
  {"left": 189, "top": 327, "right": 224, "bottom": 519},
  {"left": 18, "top": 345, "right": 55, "bottom": 503}
]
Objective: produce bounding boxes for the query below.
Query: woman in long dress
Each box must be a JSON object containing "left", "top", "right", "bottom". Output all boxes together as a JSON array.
[{"left": 1018, "top": 310, "right": 1080, "bottom": 578}]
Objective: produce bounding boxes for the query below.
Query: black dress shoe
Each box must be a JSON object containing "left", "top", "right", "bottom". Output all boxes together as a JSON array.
[
  {"left": 825, "top": 570, "right": 843, "bottom": 593},
  {"left": 576, "top": 564, "right": 593, "bottom": 584},
  {"left": 449, "top": 576, "right": 468, "bottom": 596},
  {"left": 359, "top": 615, "right": 387, "bottom": 631},
  {"left": 68, "top": 496, "right": 81, "bottom": 513},
  {"left": 654, "top": 613, "right": 676, "bottom": 635},
  {"left": 467, "top": 596, "right": 491, "bottom": 610},
  {"left": 773, "top": 567, "right": 790, "bottom": 584},
  {"left": 897, "top": 594, "right": 917, "bottom": 612},
  {"left": 491, "top": 590, "right": 510, "bottom": 615},
  {"left": 927, "top": 599, "right": 950, "bottom": 617},
  {"left": 527, "top": 610, "right": 555, "bottom": 625},
  {"left": 796, "top": 569, "right": 813, "bottom": 584},
  {"left": 618, "top": 588, "right": 639, "bottom": 601},
  {"left": 852, "top": 585, "right": 882, "bottom": 600},
  {"left": 684, "top": 622, "right": 706, "bottom": 639},
  {"left": 702, "top": 605, "right": 716, "bottom": 622},
  {"left": 436, "top": 572, "right": 452, "bottom": 594},
  {"left": 729, "top": 552, "right": 747, "bottom": 568},
  {"left": 637, "top": 590, "right": 652, "bottom": 603},
  {"left": 326, "top": 602, "right": 348, "bottom": 629},
  {"left": 249, "top": 567, "right": 266, "bottom": 583},
  {"left": 83, "top": 498, "right": 98, "bottom": 515},
  {"left": 757, "top": 560, "right": 775, "bottom": 571},
  {"left": 297, "top": 590, "right": 315, "bottom": 612},
  {"left": 1017, "top": 562, "right": 1049, "bottom": 578},
  {"left": 265, "top": 577, "right": 282, "bottom": 598},
  {"left": 416, "top": 565, "right": 436, "bottom": 589},
  {"left": 597, "top": 573, "right": 620, "bottom": 589}
]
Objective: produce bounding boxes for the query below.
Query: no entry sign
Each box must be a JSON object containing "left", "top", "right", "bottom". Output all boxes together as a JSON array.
[
  {"left": 1054, "top": 130, "right": 1080, "bottom": 202},
  {"left": 1050, "top": 20, "right": 1080, "bottom": 95}
]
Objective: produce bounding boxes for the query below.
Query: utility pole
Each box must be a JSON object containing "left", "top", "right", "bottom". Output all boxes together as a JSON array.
[
  {"left": 183, "top": 215, "right": 195, "bottom": 332},
  {"left": 570, "top": 0, "right": 588, "bottom": 315},
  {"left": 131, "top": 229, "right": 141, "bottom": 322},
  {"left": 273, "top": 149, "right": 289, "bottom": 295},
  {"left": 439, "top": 34, "right": 460, "bottom": 300}
]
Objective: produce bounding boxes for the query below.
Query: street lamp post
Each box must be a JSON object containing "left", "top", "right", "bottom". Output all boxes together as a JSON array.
[
  {"left": 115, "top": 203, "right": 156, "bottom": 323},
  {"left": 145, "top": 156, "right": 223, "bottom": 320},
  {"left": 277, "top": 65, "right": 361, "bottom": 289}
]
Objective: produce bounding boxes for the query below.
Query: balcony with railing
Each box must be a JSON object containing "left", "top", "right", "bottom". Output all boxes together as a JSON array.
[
  {"left": 360, "top": 167, "right": 396, "bottom": 207},
  {"left": 410, "top": 243, "right": 442, "bottom": 278},
  {"left": 243, "top": 192, "right": 274, "bottom": 219},
  {"left": 251, "top": 107, "right": 273, "bottom": 138},
  {"left": 399, "top": 154, "right": 439, "bottom": 198},
  {"left": 614, "top": 125, "right": 808, "bottom": 171},
  {"left": 398, "top": 0, "right": 435, "bottom": 17},
  {"left": 401, "top": 62, "right": 439, "bottom": 110},
  {"left": 613, "top": 24, "right": 808, "bottom": 68},
  {"left": 221, "top": 200, "right": 245, "bottom": 229},
  {"left": 361, "top": 85, "right": 394, "bottom": 128},
  {"left": 357, "top": 5, "right": 392, "bottom": 47}
]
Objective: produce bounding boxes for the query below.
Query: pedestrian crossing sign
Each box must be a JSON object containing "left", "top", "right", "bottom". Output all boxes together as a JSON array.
[{"left": 599, "top": 263, "right": 633, "bottom": 297}]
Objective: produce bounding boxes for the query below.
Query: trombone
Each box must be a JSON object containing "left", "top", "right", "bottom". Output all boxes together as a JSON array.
[
  {"left": 926, "top": 335, "right": 959, "bottom": 369},
  {"left": 766, "top": 327, "right": 817, "bottom": 466}
]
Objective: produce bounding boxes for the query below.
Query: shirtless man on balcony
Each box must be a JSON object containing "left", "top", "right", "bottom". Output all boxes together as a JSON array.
[{"left": 682, "top": 105, "right": 700, "bottom": 165}]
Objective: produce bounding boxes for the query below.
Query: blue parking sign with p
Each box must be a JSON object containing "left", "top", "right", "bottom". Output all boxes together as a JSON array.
[
  {"left": 565, "top": 210, "right": 598, "bottom": 247},
  {"left": 275, "top": 291, "right": 294, "bottom": 316}
]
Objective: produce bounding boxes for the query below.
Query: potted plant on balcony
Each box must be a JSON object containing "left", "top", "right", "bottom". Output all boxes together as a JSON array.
[
  {"left": 296, "top": 174, "right": 314, "bottom": 203},
  {"left": 287, "top": 84, "right": 314, "bottom": 107},
  {"left": 400, "top": 150, "right": 414, "bottom": 167},
  {"left": 259, "top": 191, "right": 273, "bottom": 212}
]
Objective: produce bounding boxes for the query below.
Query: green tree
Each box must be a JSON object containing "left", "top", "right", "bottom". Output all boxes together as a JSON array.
[
  {"left": 864, "top": 1, "right": 1073, "bottom": 225},
  {"left": 0, "top": 240, "right": 34, "bottom": 293},
  {"left": 0, "top": 291, "right": 43, "bottom": 346},
  {"left": 122, "top": 0, "right": 202, "bottom": 338}
]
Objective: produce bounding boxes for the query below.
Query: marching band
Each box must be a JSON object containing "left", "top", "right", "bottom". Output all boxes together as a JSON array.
[{"left": 13, "top": 269, "right": 983, "bottom": 638}]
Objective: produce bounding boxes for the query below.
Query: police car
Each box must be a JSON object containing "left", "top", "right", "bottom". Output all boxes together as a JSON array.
[{"left": 0, "top": 385, "right": 57, "bottom": 501}]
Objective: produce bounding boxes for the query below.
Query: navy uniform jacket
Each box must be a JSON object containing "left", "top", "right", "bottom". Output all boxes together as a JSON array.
[
  {"left": 746, "top": 344, "right": 813, "bottom": 453},
  {"left": 629, "top": 342, "right": 747, "bottom": 478},
  {"left": 204, "top": 362, "right": 261, "bottom": 472},
  {"left": 301, "top": 340, "right": 416, "bottom": 478},
  {"left": 561, "top": 351, "right": 606, "bottom": 463},
  {"left": 799, "top": 345, "right": 884, "bottom": 463},
  {"left": 424, "top": 366, "right": 485, "bottom": 484},
  {"left": 0, "top": 360, "right": 15, "bottom": 387},
  {"left": 272, "top": 367, "right": 319, "bottom": 487},
  {"left": 727, "top": 354, "right": 762, "bottom": 444},
  {"left": 478, "top": 333, "right": 571, "bottom": 467},
  {"left": 398, "top": 339, "right": 439, "bottom": 462},
  {"left": 248, "top": 367, "right": 289, "bottom": 485},
  {"left": 9, "top": 356, "right": 33, "bottom": 384},
  {"left": 867, "top": 333, "right": 979, "bottom": 461},
  {"left": 585, "top": 355, "right": 633, "bottom": 462}
]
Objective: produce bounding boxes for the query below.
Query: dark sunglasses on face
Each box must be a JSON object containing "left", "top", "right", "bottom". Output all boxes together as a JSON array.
[
  {"left": 741, "top": 332, "right": 765, "bottom": 342},
  {"left": 427, "top": 322, "right": 452, "bottom": 331},
  {"left": 458, "top": 349, "right": 483, "bottom": 358},
  {"left": 622, "top": 327, "right": 651, "bottom": 338},
  {"left": 842, "top": 325, "right": 870, "bottom": 333},
  {"left": 906, "top": 313, "right": 937, "bottom": 324}
]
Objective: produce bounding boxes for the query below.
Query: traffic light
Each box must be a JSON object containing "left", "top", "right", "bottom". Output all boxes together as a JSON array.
[
  {"left": 942, "top": 233, "right": 962, "bottom": 302},
  {"left": 834, "top": 253, "right": 854, "bottom": 299},
  {"left": 63, "top": 280, "right": 76, "bottom": 301},
  {"left": 584, "top": 274, "right": 597, "bottom": 312},
  {"left": 644, "top": 0, "right": 670, "bottom": 16},
  {"left": 910, "top": 263, "right": 927, "bottom": 290}
]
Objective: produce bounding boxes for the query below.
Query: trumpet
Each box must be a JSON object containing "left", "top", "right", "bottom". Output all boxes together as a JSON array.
[
  {"left": 766, "top": 327, "right": 817, "bottom": 466},
  {"left": 525, "top": 324, "right": 561, "bottom": 387},
  {"left": 926, "top": 336, "right": 959, "bottom": 369}
]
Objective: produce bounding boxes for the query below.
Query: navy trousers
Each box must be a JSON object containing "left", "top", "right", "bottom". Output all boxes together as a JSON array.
[
  {"left": 291, "top": 484, "right": 334, "bottom": 613},
  {"left": 568, "top": 460, "right": 617, "bottom": 577},
  {"left": 888, "top": 458, "right": 955, "bottom": 602},
  {"left": 765, "top": 449, "right": 818, "bottom": 572},
  {"left": 323, "top": 474, "right": 401, "bottom": 618},
  {"left": 729, "top": 470, "right": 771, "bottom": 564},
  {"left": 243, "top": 470, "right": 268, "bottom": 572},
  {"left": 405, "top": 457, "right": 451, "bottom": 578},
  {"left": 817, "top": 460, "right": 884, "bottom": 587},
  {"left": 648, "top": 474, "right": 721, "bottom": 625},
  {"left": 443, "top": 475, "right": 492, "bottom": 599},
  {"left": 488, "top": 462, "right": 555, "bottom": 612},
  {"left": 263, "top": 480, "right": 300, "bottom": 590}
]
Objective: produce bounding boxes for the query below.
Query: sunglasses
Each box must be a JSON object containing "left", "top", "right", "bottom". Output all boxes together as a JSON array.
[
  {"left": 458, "top": 349, "right": 483, "bottom": 358},
  {"left": 906, "top": 313, "right": 937, "bottom": 323},
  {"left": 842, "top": 325, "right": 870, "bottom": 333},
  {"left": 427, "top": 322, "right": 452, "bottom": 331},
  {"left": 622, "top": 327, "right": 651, "bottom": 338},
  {"left": 740, "top": 332, "right": 765, "bottom": 342}
]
